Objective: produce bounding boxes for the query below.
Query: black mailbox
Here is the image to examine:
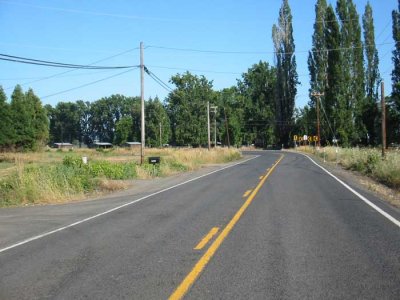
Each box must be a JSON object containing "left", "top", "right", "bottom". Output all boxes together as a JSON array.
[{"left": 148, "top": 157, "right": 160, "bottom": 165}]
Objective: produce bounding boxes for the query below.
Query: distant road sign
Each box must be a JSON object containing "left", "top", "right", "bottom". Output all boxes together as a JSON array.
[
  {"left": 308, "top": 136, "right": 313, "bottom": 142},
  {"left": 293, "top": 135, "right": 298, "bottom": 141},
  {"left": 313, "top": 136, "right": 319, "bottom": 142},
  {"left": 303, "top": 135, "right": 308, "bottom": 141}
]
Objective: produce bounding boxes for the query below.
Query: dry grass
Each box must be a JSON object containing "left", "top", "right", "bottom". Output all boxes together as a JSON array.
[
  {"left": 0, "top": 147, "right": 241, "bottom": 207},
  {"left": 294, "top": 146, "right": 400, "bottom": 207}
]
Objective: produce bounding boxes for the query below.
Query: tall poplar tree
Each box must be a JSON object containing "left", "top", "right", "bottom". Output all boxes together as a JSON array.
[
  {"left": 362, "top": 2, "right": 380, "bottom": 145},
  {"left": 336, "top": 0, "right": 365, "bottom": 145},
  {"left": 392, "top": 0, "right": 400, "bottom": 106},
  {"left": 272, "top": 0, "right": 298, "bottom": 147},
  {"left": 325, "top": 5, "right": 344, "bottom": 144},
  {"left": 389, "top": 0, "right": 400, "bottom": 143},
  {"left": 308, "top": 0, "right": 328, "bottom": 141}
]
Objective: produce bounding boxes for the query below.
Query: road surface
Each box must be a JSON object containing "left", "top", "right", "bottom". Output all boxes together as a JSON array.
[{"left": 0, "top": 151, "right": 399, "bottom": 299}]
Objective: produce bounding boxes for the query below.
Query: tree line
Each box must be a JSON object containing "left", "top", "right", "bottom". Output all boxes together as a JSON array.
[{"left": 0, "top": 0, "right": 399, "bottom": 151}]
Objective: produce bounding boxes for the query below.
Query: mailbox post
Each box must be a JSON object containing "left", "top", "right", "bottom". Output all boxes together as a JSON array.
[{"left": 148, "top": 157, "right": 161, "bottom": 177}]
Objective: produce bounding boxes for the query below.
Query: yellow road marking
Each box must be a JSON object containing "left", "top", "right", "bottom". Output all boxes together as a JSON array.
[
  {"left": 194, "top": 227, "right": 220, "bottom": 250},
  {"left": 168, "top": 155, "right": 284, "bottom": 300},
  {"left": 259, "top": 176, "right": 263, "bottom": 180},
  {"left": 243, "top": 190, "right": 252, "bottom": 198}
]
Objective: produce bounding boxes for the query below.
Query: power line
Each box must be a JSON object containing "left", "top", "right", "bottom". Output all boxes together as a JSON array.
[
  {"left": 376, "top": 20, "right": 392, "bottom": 42},
  {"left": 41, "top": 68, "right": 137, "bottom": 99},
  {"left": 147, "top": 64, "right": 242, "bottom": 75},
  {"left": 144, "top": 67, "right": 173, "bottom": 92},
  {"left": 0, "top": 69, "right": 120, "bottom": 81},
  {"left": 4, "top": 48, "right": 138, "bottom": 90},
  {"left": 0, "top": 53, "right": 137, "bottom": 69},
  {"left": 147, "top": 42, "right": 394, "bottom": 56}
]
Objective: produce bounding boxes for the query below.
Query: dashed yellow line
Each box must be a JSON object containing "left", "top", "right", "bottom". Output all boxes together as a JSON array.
[
  {"left": 243, "top": 190, "right": 252, "bottom": 198},
  {"left": 194, "top": 227, "right": 219, "bottom": 250},
  {"left": 168, "top": 154, "right": 285, "bottom": 300}
]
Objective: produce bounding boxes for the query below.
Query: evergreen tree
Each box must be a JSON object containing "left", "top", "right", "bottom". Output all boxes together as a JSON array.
[
  {"left": 10, "top": 85, "right": 34, "bottom": 150},
  {"left": 25, "top": 88, "right": 49, "bottom": 148},
  {"left": 145, "top": 97, "right": 170, "bottom": 147},
  {"left": 0, "top": 86, "right": 15, "bottom": 149},
  {"left": 362, "top": 2, "right": 380, "bottom": 145},
  {"left": 272, "top": 0, "right": 299, "bottom": 147},
  {"left": 10, "top": 86, "right": 48, "bottom": 150}
]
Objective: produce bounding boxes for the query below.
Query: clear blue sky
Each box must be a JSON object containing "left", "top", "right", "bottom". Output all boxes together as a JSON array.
[{"left": 0, "top": 0, "right": 397, "bottom": 108}]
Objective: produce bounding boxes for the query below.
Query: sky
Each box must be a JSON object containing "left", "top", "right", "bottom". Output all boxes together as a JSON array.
[{"left": 0, "top": 0, "right": 397, "bottom": 108}]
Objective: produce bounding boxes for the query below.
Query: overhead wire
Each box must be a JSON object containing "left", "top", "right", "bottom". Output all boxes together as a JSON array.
[
  {"left": 0, "top": 53, "right": 137, "bottom": 69},
  {"left": 144, "top": 67, "right": 173, "bottom": 92},
  {"left": 146, "top": 42, "right": 394, "bottom": 56},
  {"left": 4, "top": 47, "right": 138, "bottom": 90},
  {"left": 41, "top": 68, "right": 137, "bottom": 99}
]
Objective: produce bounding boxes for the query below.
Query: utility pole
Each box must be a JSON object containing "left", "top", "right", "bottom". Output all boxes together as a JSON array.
[
  {"left": 140, "top": 42, "right": 145, "bottom": 164},
  {"left": 381, "top": 81, "right": 386, "bottom": 158},
  {"left": 207, "top": 101, "right": 211, "bottom": 150},
  {"left": 224, "top": 107, "right": 230, "bottom": 148},
  {"left": 159, "top": 122, "right": 162, "bottom": 148},
  {"left": 311, "top": 91, "right": 324, "bottom": 147},
  {"left": 210, "top": 106, "right": 217, "bottom": 147}
]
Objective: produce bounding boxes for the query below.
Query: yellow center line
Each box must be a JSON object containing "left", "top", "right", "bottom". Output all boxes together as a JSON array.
[
  {"left": 243, "top": 190, "right": 252, "bottom": 198},
  {"left": 168, "top": 154, "right": 284, "bottom": 300},
  {"left": 259, "top": 176, "right": 264, "bottom": 180},
  {"left": 194, "top": 227, "right": 220, "bottom": 250}
]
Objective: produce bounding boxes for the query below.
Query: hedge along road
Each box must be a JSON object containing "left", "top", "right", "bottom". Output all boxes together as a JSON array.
[{"left": 0, "top": 151, "right": 399, "bottom": 299}]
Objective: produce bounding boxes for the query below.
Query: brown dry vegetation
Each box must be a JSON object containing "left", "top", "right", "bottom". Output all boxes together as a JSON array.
[
  {"left": 0, "top": 147, "right": 241, "bottom": 207},
  {"left": 295, "top": 146, "right": 400, "bottom": 208}
]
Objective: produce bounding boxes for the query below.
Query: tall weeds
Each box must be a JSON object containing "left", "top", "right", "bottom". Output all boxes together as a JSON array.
[
  {"left": 298, "top": 146, "right": 400, "bottom": 189},
  {"left": 0, "top": 148, "right": 241, "bottom": 206}
]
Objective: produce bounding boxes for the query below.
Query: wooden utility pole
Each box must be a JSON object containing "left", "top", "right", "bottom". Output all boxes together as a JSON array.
[
  {"left": 207, "top": 101, "right": 211, "bottom": 150},
  {"left": 311, "top": 92, "right": 324, "bottom": 147},
  {"left": 159, "top": 122, "right": 162, "bottom": 148},
  {"left": 140, "top": 42, "right": 145, "bottom": 164},
  {"left": 381, "top": 81, "right": 386, "bottom": 158},
  {"left": 210, "top": 106, "right": 217, "bottom": 147},
  {"left": 224, "top": 107, "right": 230, "bottom": 148}
]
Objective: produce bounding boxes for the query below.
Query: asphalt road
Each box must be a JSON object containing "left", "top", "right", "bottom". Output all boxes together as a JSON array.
[{"left": 0, "top": 151, "right": 399, "bottom": 299}]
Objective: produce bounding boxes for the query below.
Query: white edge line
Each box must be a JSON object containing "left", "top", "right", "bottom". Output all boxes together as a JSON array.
[
  {"left": 0, "top": 155, "right": 260, "bottom": 254},
  {"left": 296, "top": 152, "right": 400, "bottom": 228}
]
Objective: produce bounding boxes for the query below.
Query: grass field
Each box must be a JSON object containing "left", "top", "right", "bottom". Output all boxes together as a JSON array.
[
  {"left": 296, "top": 146, "right": 400, "bottom": 190},
  {"left": 0, "top": 147, "right": 241, "bottom": 207}
]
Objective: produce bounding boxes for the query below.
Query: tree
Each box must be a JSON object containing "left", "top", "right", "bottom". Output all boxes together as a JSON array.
[
  {"left": 362, "top": 2, "right": 380, "bottom": 145},
  {"left": 9, "top": 86, "right": 48, "bottom": 150},
  {"left": 48, "top": 102, "right": 80, "bottom": 144},
  {"left": 114, "top": 116, "right": 134, "bottom": 145},
  {"left": 90, "top": 95, "right": 139, "bottom": 143},
  {"left": 272, "top": 0, "right": 299, "bottom": 147},
  {"left": 325, "top": 5, "right": 344, "bottom": 144},
  {"left": 25, "top": 88, "right": 49, "bottom": 148},
  {"left": 166, "top": 72, "right": 215, "bottom": 146},
  {"left": 336, "top": 0, "right": 365, "bottom": 145},
  {"left": 237, "top": 61, "right": 277, "bottom": 147},
  {"left": 218, "top": 87, "right": 244, "bottom": 147},
  {"left": 145, "top": 97, "right": 170, "bottom": 147},
  {"left": 308, "top": 0, "right": 328, "bottom": 142},
  {"left": 0, "top": 86, "right": 15, "bottom": 149},
  {"left": 389, "top": 0, "right": 400, "bottom": 144}
]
